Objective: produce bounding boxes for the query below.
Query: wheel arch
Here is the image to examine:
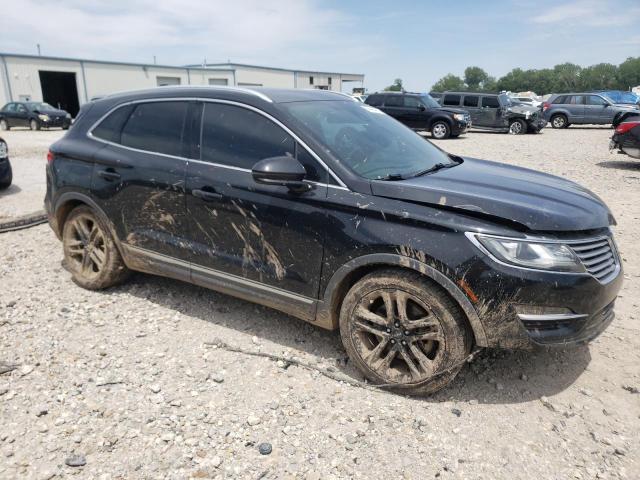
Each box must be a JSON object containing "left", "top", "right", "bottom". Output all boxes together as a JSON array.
[
  {"left": 428, "top": 115, "right": 453, "bottom": 129},
  {"left": 315, "top": 253, "right": 488, "bottom": 347}
]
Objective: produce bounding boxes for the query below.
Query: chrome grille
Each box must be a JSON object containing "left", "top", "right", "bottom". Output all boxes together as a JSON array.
[{"left": 569, "top": 237, "right": 619, "bottom": 282}]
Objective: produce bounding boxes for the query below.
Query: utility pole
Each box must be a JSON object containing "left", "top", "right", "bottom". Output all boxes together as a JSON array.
[
  {"left": 153, "top": 55, "right": 157, "bottom": 65},
  {"left": 37, "top": 44, "right": 41, "bottom": 56}
]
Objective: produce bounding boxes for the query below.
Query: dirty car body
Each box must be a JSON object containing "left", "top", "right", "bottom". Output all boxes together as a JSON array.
[{"left": 46, "top": 87, "right": 622, "bottom": 393}]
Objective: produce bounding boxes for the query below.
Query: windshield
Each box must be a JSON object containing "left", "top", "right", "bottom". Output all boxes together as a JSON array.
[
  {"left": 600, "top": 91, "right": 639, "bottom": 104},
  {"left": 27, "top": 102, "right": 55, "bottom": 111},
  {"left": 499, "top": 94, "right": 513, "bottom": 106},
  {"left": 420, "top": 94, "right": 441, "bottom": 109},
  {"left": 280, "top": 100, "right": 453, "bottom": 180}
]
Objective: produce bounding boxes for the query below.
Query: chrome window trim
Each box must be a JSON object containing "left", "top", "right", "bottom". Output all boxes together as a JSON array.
[
  {"left": 86, "top": 96, "right": 348, "bottom": 188},
  {"left": 124, "top": 244, "right": 315, "bottom": 304},
  {"left": 465, "top": 231, "right": 621, "bottom": 283}
]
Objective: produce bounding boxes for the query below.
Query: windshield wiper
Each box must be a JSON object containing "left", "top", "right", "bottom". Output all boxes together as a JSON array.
[
  {"left": 410, "top": 161, "right": 459, "bottom": 178},
  {"left": 376, "top": 173, "right": 405, "bottom": 181}
]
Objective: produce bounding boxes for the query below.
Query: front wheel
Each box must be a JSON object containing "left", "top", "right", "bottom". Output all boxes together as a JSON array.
[
  {"left": 30, "top": 119, "right": 40, "bottom": 131},
  {"left": 0, "top": 119, "right": 9, "bottom": 131},
  {"left": 62, "top": 205, "right": 130, "bottom": 290},
  {"left": 339, "top": 269, "right": 471, "bottom": 395},
  {"left": 431, "top": 121, "right": 451, "bottom": 139},
  {"left": 509, "top": 119, "right": 526, "bottom": 135}
]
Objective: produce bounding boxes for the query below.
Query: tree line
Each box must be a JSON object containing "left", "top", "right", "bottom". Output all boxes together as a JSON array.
[{"left": 416, "top": 57, "right": 640, "bottom": 95}]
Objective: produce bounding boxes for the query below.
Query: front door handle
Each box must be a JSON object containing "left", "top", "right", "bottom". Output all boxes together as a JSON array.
[
  {"left": 97, "top": 170, "right": 121, "bottom": 181},
  {"left": 192, "top": 188, "right": 223, "bottom": 201}
]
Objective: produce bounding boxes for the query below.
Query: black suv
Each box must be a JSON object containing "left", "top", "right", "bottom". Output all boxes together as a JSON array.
[
  {"left": 365, "top": 92, "right": 471, "bottom": 139},
  {"left": 46, "top": 87, "right": 621, "bottom": 394},
  {"left": 0, "top": 101, "right": 71, "bottom": 131},
  {"left": 441, "top": 92, "right": 545, "bottom": 134}
]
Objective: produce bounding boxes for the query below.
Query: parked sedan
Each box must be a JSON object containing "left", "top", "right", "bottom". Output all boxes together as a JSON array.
[
  {"left": 610, "top": 116, "right": 640, "bottom": 159},
  {"left": 543, "top": 93, "right": 638, "bottom": 128},
  {"left": 0, "top": 137, "right": 11, "bottom": 189},
  {"left": 0, "top": 102, "right": 71, "bottom": 131}
]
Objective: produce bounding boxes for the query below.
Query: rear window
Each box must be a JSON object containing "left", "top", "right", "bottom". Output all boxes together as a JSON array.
[
  {"left": 481, "top": 96, "right": 500, "bottom": 108},
  {"left": 443, "top": 94, "right": 461, "bottom": 106},
  {"left": 120, "top": 102, "right": 188, "bottom": 157},
  {"left": 91, "top": 105, "right": 135, "bottom": 143},
  {"left": 463, "top": 96, "right": 479, "bottom": 107},
  {"left": 365, "top": 94, "right": 383, "bottom": 107}
]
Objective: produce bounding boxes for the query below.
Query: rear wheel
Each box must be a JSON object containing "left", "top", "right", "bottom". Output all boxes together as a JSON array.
[
  {"left": 339, "top": 269, "right": 471, "bottom": 395},
  {"left": 0, "top": 119, "right": 9, "bottom": 131},
  {"left": 30, "top": 119, "right": 40, "bottom": 131},
  {"left": 431, "top": 121, "right": 451, "bottom": 139},
  {"left": 509, "top": 119, "right": 526, "bottom": 134},
  {"left": 551, "top": 114, "right": 568, "bottom": 129},
  {"left": 62, "top": 205, "right": 130, "bottom": 290}
]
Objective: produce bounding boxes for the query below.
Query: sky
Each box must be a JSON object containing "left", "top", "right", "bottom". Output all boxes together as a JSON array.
[{"left": 2, "top": 0, "right": 639, "bottom": 92}]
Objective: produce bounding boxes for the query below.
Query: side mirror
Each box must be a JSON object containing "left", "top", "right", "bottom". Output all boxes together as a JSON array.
[
  {"left": 252, "top": 156, "right": 310, "bottom": 192},
  {"left": 418, "top": 105, "right": 426, "bottom": 111}
]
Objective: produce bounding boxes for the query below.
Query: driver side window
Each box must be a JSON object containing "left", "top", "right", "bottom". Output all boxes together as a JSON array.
[{"left": 200, "top": 103, "right": 325, "bottom": 182}]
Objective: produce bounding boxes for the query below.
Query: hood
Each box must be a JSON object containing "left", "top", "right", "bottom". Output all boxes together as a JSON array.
[
  {"left": 437, "top": 107, "right": 468, "bottom": 115},
  {"left": 38, "top": 109, "right": 68, "bottom": 116},
  {"left": 613, "top": 103, "right": 640, "bottom": 110},
  {"left": 371, "top": 157, "right": 614, "bottom": 231}
]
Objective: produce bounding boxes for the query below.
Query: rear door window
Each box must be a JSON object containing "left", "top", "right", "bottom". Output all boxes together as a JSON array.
[
  {"left": 384, "top": 96, "right": 403, "bottom": 107},
  {"left": 481, "top": 97, "right": 500, "bottom": 108},
  {"left": 120, "top": 101, "right": 188, "bottom": 157},
  {"left": 569, "top": 95, "right": 584, "bottom": 105},
  {"left": 463, "top": 96, "right": 479, "bottom": 107},
  {"left": 443, "top": 94, "right": 461, "bottom": 106},
  {"left": 91, "top": 105, "right": 135, "bottom": 144}
]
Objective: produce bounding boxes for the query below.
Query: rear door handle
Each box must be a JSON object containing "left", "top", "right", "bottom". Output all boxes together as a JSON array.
[
  {"left": 192, "top": 188, "right": 223, "bottom": 201},
  {"left": 97, "top": 170, "right": 121, "bottom": 181}
]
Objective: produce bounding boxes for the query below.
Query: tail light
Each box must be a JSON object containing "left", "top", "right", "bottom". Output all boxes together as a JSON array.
[
  {"left": 542, "top": 102, "right": 550, "bottom": 112},
  {"left": 615, "top": 121, "right": 640, "bottom": 135},
  {"left": 47, "top": 150, "right": 54, "bottom": 164}
]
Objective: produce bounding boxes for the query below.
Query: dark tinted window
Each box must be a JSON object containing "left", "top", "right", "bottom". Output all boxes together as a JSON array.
[
  {"left": 201, "top": 103, "right": 295, "bottom": 170},
  {"left": 384, "top": 96, "right": 403, "bottom": 107},
  {"left": 120, "top": 102, "right": 188, "bottom": 157},
  {"left": 443, "top": 94, "right": 460, "bottom": 106},
  {"left": 463, "top": 96, "right": 479, "bottom": 107},
  {"left": 2, "top": 103, "right": 15, "bottom": 112},
  {"left": 296, "top": 145, "right": 325, "bottom": 183},
  {"left": 92, "top": 105, "right": 135, "bottom": 143},
  {"left": 365, "top": 94, "right": 383, "bottom": 107},
  {"left": 587, "top": 95, "right": 607, "bottom": 106},
  {"left": 481, "top": 96, "right": 500, "bottom": 108},
  {"left": 553, "top": 95, "right": 567, "bottom": 104},
  {"left": 403, "top": 96, "right": 422, "bottom": 108}
]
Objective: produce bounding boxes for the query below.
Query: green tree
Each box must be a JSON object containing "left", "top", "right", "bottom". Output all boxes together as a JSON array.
[
  {"left": 464, "top": 66, "right": 490, "bottom": 90},
  {"left": 553, "top": 62, "right": 582, "bottom": 91},
  {"left": 617, "top": 57, "right": 640, "bottom": 90},
  {"left": 384, "top": 78, "right": 404, "bottom": 91},
  {"left": 496, "top": 68, "right": 527, "bottom": 92},
  {"left": 578, "top": 63, "right": 618, "bottom": 90},
  {"left": 430, "top": 74, "right": 465, "bottom": 92}
]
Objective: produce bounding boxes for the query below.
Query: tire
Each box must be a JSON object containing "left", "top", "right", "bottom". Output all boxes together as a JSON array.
[
  {"left": 551, "top": 114, "right": 568, "bottom": 129},
  {"left": 0, "top": 168, "right": 12, "bottom": 190},
  {"left": 62, "top": 125, "right": 70, "bottom": 130},
  {"left": 30, "top": 119, "right": 40, "bottom": 131},
  {"left": 431, "top": 121, "right": 451, "bottom": 139},
  {"left": 509, "top": 119, "right": 526, "bottom": 135},
  {"left": 62, "top": 205, "right": 130, "bottom": 290},
  {"left": 0, "top": 119, "right": 9, "bottom": 131},
  {"left": 339, "top": 268, "right": 472, "bottom": 395}
]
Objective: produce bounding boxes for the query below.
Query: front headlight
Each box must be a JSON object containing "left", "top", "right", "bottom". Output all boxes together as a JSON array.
[
  {"left": 0, "top": 141, "right": 7, "bottom": 158},
  {"left": 453, "top": 113, "right": 466, "bottom": 121},
  {"left": 38, "top": 114, "right": 50, "bottom": 121},
  {"left": 467, "top": 233, "right": 585, "bottom": 272},
  {"left": 65, "top": 113, "right": 71, "bottom": 119}
]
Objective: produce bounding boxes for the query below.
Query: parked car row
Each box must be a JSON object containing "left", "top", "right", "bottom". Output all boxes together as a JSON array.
[
  {"left": 0, "top": 101, "right": 72, "bottom": 131},
  {"left": 542, "top": 92, "right": 638, "bottom": 129}
]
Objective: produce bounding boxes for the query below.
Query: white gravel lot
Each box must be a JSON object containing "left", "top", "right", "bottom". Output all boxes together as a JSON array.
[{"left": 1, "top": 126, "right": 639, "bottom": 479}]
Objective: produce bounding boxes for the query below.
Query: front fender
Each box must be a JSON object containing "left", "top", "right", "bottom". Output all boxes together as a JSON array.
[{"left": 315, "top": 252, "right": 488, "bottom": 346}]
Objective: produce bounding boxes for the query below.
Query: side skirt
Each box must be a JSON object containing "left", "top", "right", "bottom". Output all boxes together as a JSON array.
[{"left": 120, "top": 244, "right": 320, "bottom": 325}]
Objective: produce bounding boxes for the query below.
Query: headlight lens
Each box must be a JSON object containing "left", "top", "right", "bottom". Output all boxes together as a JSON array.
[
  {"left": 0, "top": 141, "right": 7, "bottom": 158},
  {"left": 65, "top": 113, "right": 71, "bottom": 119},
  {"left": 453, "top": 113, "right": 466, "bottom": 121},
  {"left": 38, "top": 114, "right": 50, "bottom": 121},
  {"left": 470, "top": 234, "right": 585, "bottom": 272}
]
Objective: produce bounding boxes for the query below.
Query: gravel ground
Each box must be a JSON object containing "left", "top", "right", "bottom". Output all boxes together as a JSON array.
[
  {"left": 1, "top": 126, "right": 639, "bottom": 479},
  {"left": 0, "top": 128, "right": 63, "bottom": 219}
]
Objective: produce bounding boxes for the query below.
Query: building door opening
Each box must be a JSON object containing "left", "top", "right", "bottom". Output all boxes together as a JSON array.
[{"left": 38, "top": 71, "right": 80, "bottom": 117}]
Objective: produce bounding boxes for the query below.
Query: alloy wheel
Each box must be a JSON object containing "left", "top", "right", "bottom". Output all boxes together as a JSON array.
[
  {"left": 552, "top": 116, "right": 565, "bottom": 128},
  {"left": 350, "top": 288, "right": 444, "bottom": 383},
  {"left": 509, "top": 121, "right": 523, "bottom": 134},
  {"left": 64, "top": 214, "right": 107, "bottom": 280},
  {"left": 432, "top": 123, "right": 447, "bottom": 139}
]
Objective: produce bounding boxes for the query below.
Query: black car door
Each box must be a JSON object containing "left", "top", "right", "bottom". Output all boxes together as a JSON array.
[
  {"left": 379, "top": 95, "right": 413, "bottom": 126},
  {"left": 185, "top": 101, "right": 328, "bottom": 299},
  {"left": 15, "top": 104, "right": 30, "bottom": 127},
  {"left": 90, "top": 100, "right": 192, "bottom": 262},
  {"left": 462, "top": 95, "right": 481, "bottom": 124},
  {"left": 402, "top": 96, "right": 429, "bottom": 129}
]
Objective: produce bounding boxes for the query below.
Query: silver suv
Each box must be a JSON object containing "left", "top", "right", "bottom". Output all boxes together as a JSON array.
[{"left": 543, "top": 93, "right": 638, "bottom": 128}]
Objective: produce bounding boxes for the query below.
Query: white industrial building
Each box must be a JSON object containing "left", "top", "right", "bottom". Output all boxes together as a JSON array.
[{"left": 0, "top": 52, "right": 365, "bottom": 117}]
